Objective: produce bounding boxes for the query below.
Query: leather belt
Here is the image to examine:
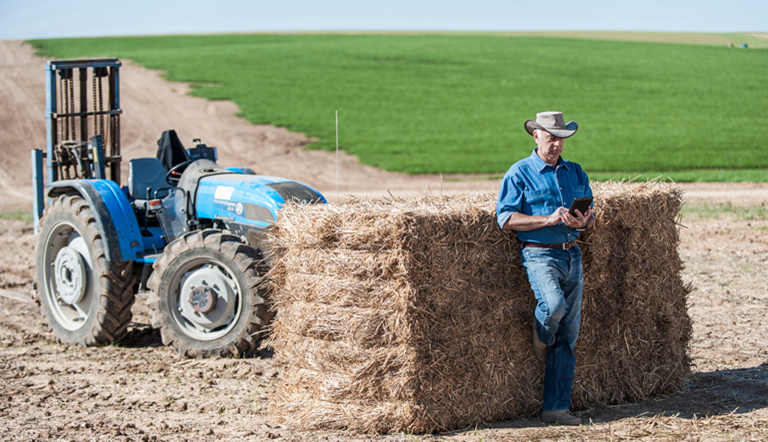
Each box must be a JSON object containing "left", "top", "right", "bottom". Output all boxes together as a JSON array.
[{"left": 523, "top": 241, "right": 577, "bottom": 250}]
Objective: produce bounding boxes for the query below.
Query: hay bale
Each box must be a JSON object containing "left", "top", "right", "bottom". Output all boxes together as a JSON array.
[{"left": 267, "top": 182, "right": 692, "bottom": 433}]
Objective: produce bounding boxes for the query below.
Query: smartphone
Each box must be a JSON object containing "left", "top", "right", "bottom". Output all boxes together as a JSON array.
[{"left": 568, "top": 197, "right": 593, "bottom": 217}]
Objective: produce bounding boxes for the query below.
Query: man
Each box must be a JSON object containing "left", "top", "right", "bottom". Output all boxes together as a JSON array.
[{"left": 496, "top": 111, "right": 594, "bottom": 426}]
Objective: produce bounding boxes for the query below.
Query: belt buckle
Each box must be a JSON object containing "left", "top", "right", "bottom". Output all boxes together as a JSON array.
[{"left": 562, "top": 241, "right": 574, "bottom": 250}]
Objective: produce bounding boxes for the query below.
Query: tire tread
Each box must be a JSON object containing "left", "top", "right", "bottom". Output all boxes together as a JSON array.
[
  {"left": 148, "top": 229, "right": 269, "bottom": 358},
  {"left": 36, "top": 195, "right": 136, "bottom": 346}
]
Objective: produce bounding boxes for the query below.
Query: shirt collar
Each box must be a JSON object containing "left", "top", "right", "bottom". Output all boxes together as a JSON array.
[{"left": 531, "top": 148, "right": 568, "bottom": 172}]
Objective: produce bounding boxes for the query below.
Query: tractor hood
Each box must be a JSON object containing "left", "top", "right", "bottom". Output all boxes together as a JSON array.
[{"left": 193, "top": 169, "right": 326, "bottom": 228}]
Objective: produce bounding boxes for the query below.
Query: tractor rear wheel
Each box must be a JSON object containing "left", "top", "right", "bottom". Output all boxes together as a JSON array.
[
  {"left": 148, "top": 230, "right": 271, "bottom": 358},
  {"left": 36, "top": 195, "right": 136, "bottom": 345}
]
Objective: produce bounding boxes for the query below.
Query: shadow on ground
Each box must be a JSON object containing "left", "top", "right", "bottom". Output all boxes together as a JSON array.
[
  {"left": 119, "top": 324, "right": 163, "bottom": 348},
  {"left": 587, "top": 365, "right": 768, "bottom": 421},
  {"left": 441, "top": 364, "right": 768, "bottom": 435},
  {"left": 119, "top": 322, "right": 275, "bottom": 358}
]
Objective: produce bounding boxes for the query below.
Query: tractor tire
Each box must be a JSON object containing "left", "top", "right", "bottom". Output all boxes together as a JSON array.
[
  {"left": 36, "top": 195, "right": 136, "bottom": 346},
  {"left": 147, "top": 229, "right": 271, "bottom": 358}
]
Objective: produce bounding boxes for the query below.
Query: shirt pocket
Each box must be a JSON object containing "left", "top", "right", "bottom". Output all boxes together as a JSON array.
[
  {"left": 572, "top": 185, "right": 588, "bottom": 199},
  {"left": 524, "top": 189, "right": 554, "bottom": 216}
]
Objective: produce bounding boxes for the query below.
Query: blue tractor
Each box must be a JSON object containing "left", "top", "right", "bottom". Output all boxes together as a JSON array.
[{"left": 32, "top": 59, "right": 326, "bottom": 357}]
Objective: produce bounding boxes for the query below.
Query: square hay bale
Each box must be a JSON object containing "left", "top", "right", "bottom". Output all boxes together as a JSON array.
[{"left": 266, "top": 181, "right": 692, "bottom": 433}]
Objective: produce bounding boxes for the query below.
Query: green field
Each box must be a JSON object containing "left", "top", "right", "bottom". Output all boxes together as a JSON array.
[{"left": 29, "top": 33, "right": 768, "bottom": 180}]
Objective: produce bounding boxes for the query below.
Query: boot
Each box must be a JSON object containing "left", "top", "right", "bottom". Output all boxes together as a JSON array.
[{"left": 541, "top": 410, "right": 582, "bottom": 426}]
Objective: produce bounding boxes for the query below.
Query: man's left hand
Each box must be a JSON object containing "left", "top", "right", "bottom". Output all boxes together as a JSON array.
[{"left": 563, "top": 207, "right": 592, "bottom": 229}]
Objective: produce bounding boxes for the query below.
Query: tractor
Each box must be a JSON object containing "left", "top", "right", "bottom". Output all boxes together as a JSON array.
[{"left": 32, "top": 58, "right": 325, "bottom": 357}]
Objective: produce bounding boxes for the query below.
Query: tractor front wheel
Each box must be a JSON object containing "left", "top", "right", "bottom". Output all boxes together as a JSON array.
[
  {"left": 36, "top": 195, "right": 136, "bottom": 345},
  {"left": 148, "top": 230, "right": 271, "bottom": 358}
]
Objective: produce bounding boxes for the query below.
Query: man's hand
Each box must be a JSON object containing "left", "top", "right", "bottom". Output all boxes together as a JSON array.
[
  {"left": 546, "top": 207, "right": 570, "bottom": 227},
  {"left": 562, "top": 207, "right": 592, "bottom": 229}
]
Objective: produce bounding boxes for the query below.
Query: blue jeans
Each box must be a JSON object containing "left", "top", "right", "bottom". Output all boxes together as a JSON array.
[{"left": 521, "top": 245, "right": 584, "bottom": 412}]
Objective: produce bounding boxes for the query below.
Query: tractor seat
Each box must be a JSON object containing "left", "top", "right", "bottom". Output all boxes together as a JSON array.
[{"left": 128, "top": 157, "right": 171, "bottom": 201}]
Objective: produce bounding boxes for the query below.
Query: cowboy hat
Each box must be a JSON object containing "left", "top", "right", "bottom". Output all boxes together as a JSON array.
[{"left": 524, "top": 111, "right": 578, "bottom": 139}]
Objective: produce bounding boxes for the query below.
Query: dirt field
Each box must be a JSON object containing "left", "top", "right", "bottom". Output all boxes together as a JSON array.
[{"left": 1, "top": 39, "right": 768, "bottom": 441}]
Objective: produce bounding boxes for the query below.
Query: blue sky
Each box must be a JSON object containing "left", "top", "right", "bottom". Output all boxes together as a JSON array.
[{"left": 1, "top": 0, "right": 765, "bottom": 40}]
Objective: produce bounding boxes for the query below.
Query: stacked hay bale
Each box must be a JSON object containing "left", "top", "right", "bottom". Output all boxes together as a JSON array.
[
  {"left": 267, "top": 181, "right": 691, "bottom": 433},
  {"left": 575, "top": 182, "right": 692, "bottom": 408}
]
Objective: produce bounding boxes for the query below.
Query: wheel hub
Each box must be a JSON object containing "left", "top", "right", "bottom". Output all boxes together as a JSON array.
[
  {"left": 177, "top": 264, "right": 238, "bottom": 335},
  {"left": 54, "top": 246, "right": 87, "bottom": 305},
  {"left": 189, "top": 286, "right": 217, "bottom": 313}
]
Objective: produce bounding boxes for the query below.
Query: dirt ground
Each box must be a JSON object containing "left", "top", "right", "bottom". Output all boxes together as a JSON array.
[{"left": 1, "top": 39, "right": 768, "bottom": 441}]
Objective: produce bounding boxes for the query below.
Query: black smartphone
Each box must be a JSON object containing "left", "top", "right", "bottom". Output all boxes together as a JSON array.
[{"left": 568, "top": 197, "right": 593, "bottom": 217}]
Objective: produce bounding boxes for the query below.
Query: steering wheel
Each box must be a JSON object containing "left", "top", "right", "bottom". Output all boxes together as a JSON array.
[{"left": 165, "top": 160, "right": 194, "bottom": 186}]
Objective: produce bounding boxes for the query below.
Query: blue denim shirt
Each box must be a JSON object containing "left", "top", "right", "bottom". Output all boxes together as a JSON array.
[{"left": 496, "top": 149, "right": 593, "bottom": 244}]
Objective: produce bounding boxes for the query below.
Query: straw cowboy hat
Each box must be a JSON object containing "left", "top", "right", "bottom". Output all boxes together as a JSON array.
[{"left": 524, "top": 111, "right": 578, "bottom": 139}]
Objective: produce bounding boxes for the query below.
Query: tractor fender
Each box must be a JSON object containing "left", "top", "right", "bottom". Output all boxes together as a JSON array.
[{"left": 46, "top": 180, "right": 145, "bottom": 262}]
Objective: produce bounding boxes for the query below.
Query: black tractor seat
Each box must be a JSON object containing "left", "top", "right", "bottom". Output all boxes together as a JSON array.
[{"left": 128, "top": 157, "right": 172, "bottom": 202}]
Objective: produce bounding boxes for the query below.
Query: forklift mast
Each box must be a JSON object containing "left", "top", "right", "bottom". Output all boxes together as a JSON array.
[{"left": 34, "top": 58, "right": 123, "bottom": 227}]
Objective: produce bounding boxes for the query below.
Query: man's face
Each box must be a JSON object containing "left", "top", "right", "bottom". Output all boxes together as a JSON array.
[{"left": 533, "top": 130, "right": 563, "bottom": 166}]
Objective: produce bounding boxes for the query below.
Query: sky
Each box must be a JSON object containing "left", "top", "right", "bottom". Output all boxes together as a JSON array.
[{"left": 1, "top": 0, "right": 765, "bottom": 40}]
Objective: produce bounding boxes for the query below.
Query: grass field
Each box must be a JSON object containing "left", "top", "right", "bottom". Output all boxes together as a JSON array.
[
  {"left": 29, "top": 33, "right": 768, "bottom": 179},
  {"left": 0, "top": 210, "right": 33, "bottom": 223},
  {"left": 681, "top": 200, "right": 768, "bottom": 220}
]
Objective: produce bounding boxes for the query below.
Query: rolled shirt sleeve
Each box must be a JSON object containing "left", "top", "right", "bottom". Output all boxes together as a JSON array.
[{"left": 496, "top": 169, "right": 524, "bottom": 229}]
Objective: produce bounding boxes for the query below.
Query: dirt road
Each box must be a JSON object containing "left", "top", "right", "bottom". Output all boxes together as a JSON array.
[
  {"left": 0, "top": 40, "right": 500, "bottom": 212},
  {"left": 1, "top": 39, "right": 768, "bottom": 441}
]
